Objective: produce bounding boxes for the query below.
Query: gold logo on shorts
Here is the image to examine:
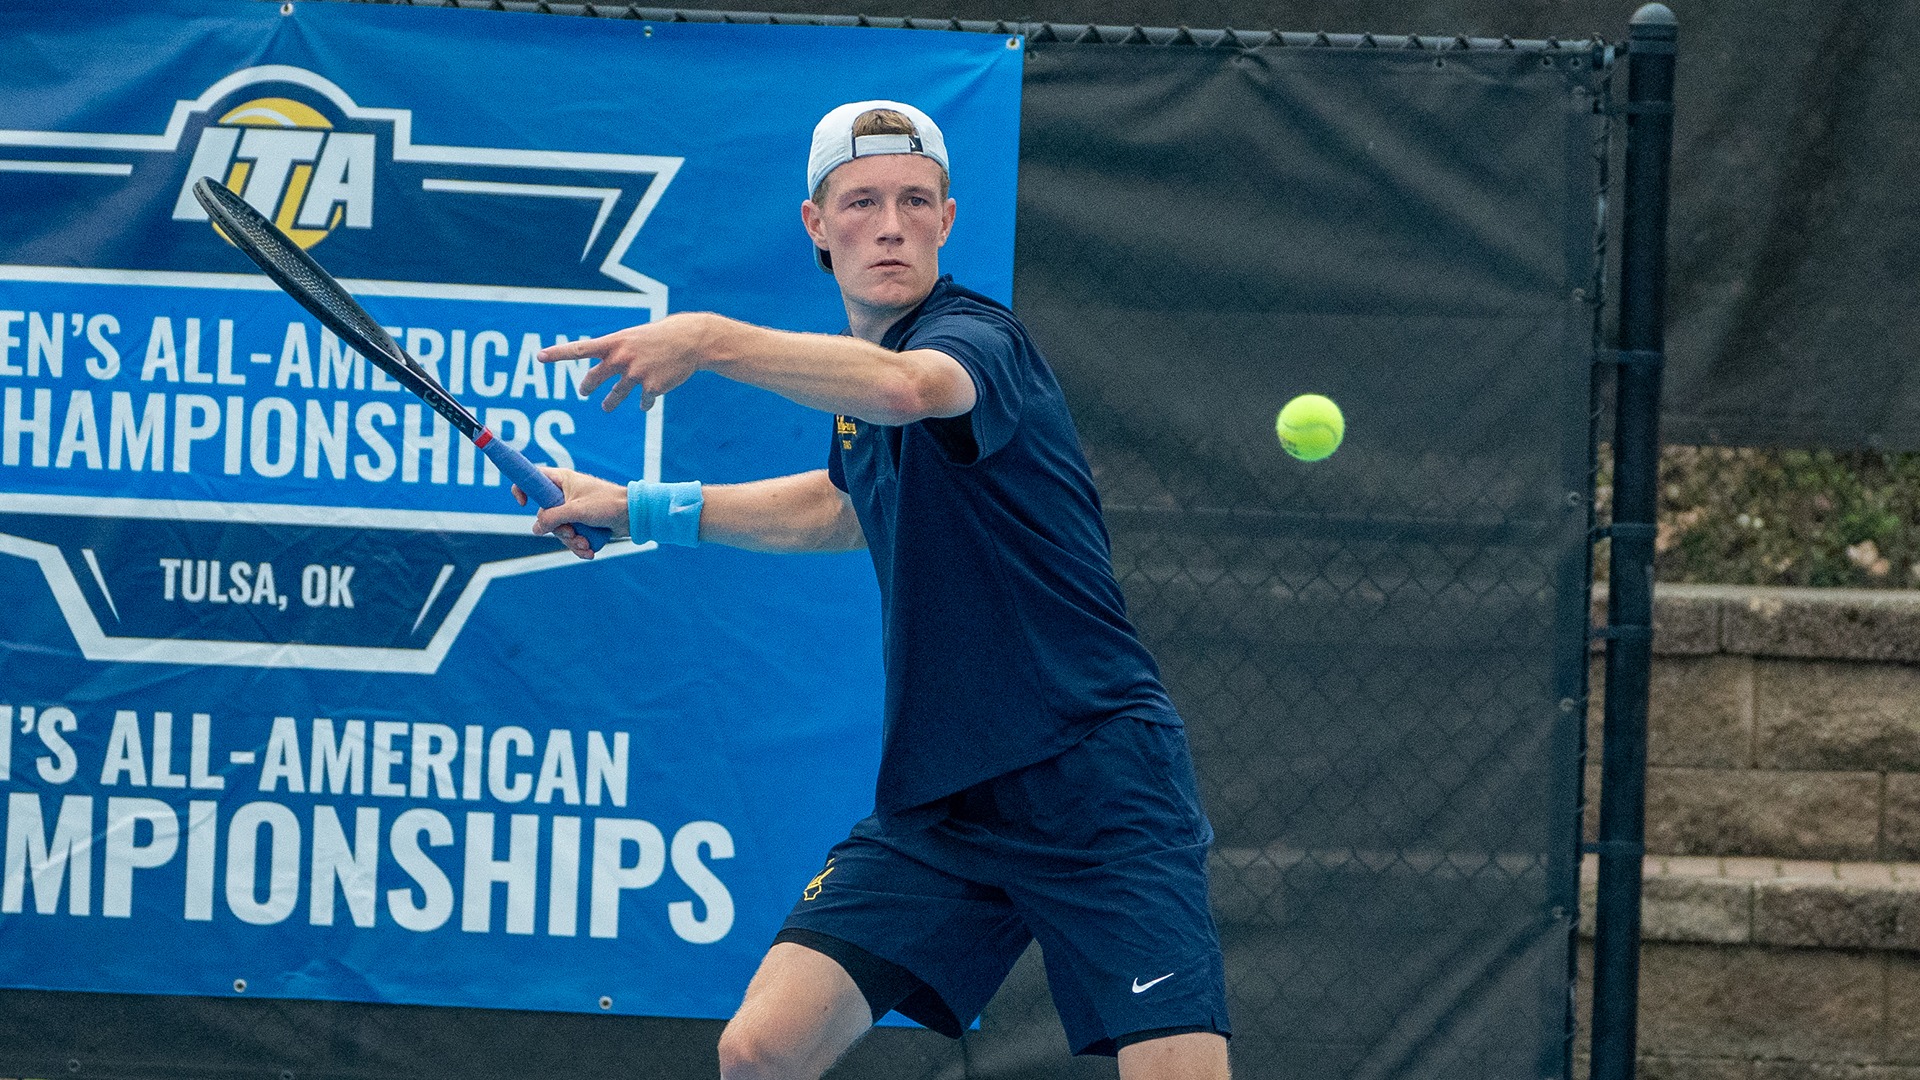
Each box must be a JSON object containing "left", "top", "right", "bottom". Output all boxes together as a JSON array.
[
  {"left": 803, "top": 858, "right": 835, "bottom": 901},
  {"left": 836, "top": 415, "right": 858, "bottom": 449}
]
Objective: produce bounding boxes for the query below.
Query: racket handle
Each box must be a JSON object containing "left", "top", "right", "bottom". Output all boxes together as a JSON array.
[{"left": 479, "top": 434, "right": 613, "bottom": 552}]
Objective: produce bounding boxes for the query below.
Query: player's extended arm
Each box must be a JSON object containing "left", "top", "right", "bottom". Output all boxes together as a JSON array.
[
  {"left": 700, "top": 470, "right": 865, "bottom": 553},
  {"left": 539, "top": 312, "right": 976, "bottom": 425},
  {"left": 522, "top": 467, "right": 863, "bottom": 560}
]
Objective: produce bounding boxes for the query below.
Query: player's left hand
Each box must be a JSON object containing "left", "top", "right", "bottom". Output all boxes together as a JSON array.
[
  {"left": 515, "top": 467, "right": 628, "bottom": 560},
  {"left": 538, "top": 312, "right": 718, "bottom": 413}
]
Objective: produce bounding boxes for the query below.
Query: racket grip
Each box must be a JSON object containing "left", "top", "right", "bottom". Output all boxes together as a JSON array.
[{"left": 480, "top": 435, "right": 613, "bottom": 552}]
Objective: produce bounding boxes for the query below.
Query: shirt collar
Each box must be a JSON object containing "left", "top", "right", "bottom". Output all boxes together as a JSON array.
[{"left": 878, "top": 275, "right": 955, "bottom": 351}]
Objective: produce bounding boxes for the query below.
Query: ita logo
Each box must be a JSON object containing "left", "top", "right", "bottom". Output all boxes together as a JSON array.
[
  {"left": 0, "top": 66, "right": 684, "bottom": 672},
  {"left": 173, "top": 95, "right": 375, "bottom": 249}
]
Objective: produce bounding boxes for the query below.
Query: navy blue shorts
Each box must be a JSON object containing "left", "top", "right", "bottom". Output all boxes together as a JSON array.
[{"left": 776, "top": 716, "right": 1231, "bottom": 1056}]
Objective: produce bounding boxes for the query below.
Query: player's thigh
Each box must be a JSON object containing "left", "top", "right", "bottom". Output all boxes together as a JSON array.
[
  {"left": 719, "top": 941, "right": 873, "bottom": 1077},
  {"left": 1022, "top": 878, "right": 1230, "bottom": 1058},
  {"left": 1116, "top": 1030, "right": 1231, "bottom": 1080},
  {"left": 783, "top": 821, "right": 1030, "bottom": 1037},
  {"left": 994, "top": 720, "right": 1229, "bottom": 1053}
]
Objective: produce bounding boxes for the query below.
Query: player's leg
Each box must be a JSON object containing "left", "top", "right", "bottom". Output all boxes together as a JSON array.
[
  {"left": 1116, "top": 1030, "right": 1231, "bottom": 1079},
  {"left": 717, "top": 941, "right": 872, "bottom": 1080},
  {"left": 981, "top": 717, "right": 1232, "bottom": 1067},
  {"left": 726, "top": 815, "right": 1032, "bottom": 1078},
  {"left": 1028, "top": 915, "right": 1230, "bottom": 1068}
]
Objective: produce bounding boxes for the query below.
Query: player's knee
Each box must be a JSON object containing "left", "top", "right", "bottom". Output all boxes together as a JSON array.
[{"left": 716, "top": 1021, "right": 814, "bottom": 1080}]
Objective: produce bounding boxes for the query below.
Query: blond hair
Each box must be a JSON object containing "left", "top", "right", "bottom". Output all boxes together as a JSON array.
[{"left": 810, "top": 108, "right": 952, "bottom": 203}]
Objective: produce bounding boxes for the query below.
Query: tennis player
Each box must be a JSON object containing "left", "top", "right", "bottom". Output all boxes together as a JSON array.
[{"left": 526, "top": 101, "right": 1231, "bottom": 1080}]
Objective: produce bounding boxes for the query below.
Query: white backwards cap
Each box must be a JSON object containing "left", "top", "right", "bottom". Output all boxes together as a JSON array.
[{"left": 806, "top": 100, "right": 950, "bottom": 271}]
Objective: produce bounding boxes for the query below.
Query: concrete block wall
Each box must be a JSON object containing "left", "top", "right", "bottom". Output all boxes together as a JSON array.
[{"left": 1579, "top": 585, "right": 1920, "bottom": 1078}]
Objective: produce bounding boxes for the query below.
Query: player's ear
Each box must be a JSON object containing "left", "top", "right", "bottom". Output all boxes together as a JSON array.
[
  {"left": 937, "top": 197, "right": 956, "bottom": 246},
  {"left": 801, "top": 199, "right": 829, "bottom": 247}
]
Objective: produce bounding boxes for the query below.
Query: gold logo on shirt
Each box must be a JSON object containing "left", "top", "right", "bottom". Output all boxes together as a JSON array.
[
  {"left": 803, "top": 859, "right": 836, "bottom": 901},
  {"left": 836, "top": 415, "right": 858, "bottom": 449}
]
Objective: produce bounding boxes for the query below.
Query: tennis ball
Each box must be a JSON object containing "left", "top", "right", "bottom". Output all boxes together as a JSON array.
[{"left": 1276, "top": 394, "right": 1344, "bottom": 462}]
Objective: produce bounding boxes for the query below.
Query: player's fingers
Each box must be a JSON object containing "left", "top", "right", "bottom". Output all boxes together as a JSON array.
[
  {"left": 538, "top": 334, "right": 611, "bottom": 365},
  {"left": 534, "top": 464, "right": 570, "bottom": 494},
  {"left": 552, "top": 523, "right": 594, "bottom": 560},
  {"left": 534, "top": 500, "right": 596, "bottom": 535},
  {"left": 511, "top": 484, "right": 528, "bottom": 507},
  {"left": 577, "top": 358, "right": 619, "bottom": 397},
  {"left": 601, "top": 376, "right": 638, "bottom": 412}
]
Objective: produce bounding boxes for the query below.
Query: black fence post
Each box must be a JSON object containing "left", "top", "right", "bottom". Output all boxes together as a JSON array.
[{"left": 1590, "top": 5, "right": 1676, "bottom": 1080}]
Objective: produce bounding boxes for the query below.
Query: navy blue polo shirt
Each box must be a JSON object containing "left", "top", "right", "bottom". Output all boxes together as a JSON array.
[{"left": 827, "top": 276, "right": 1177, "bottom": 815}]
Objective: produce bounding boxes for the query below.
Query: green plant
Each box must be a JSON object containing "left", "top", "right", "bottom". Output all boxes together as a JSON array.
[{"left": 1595, "top": 447, "right": 1920, "bottom": 589}]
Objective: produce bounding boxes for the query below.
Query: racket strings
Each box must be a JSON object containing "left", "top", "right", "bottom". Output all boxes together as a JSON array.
[{"left": 194, "top": 179, "right": 482, "bottom": 438}]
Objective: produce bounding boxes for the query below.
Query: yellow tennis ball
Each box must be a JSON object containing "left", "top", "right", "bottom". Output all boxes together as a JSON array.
[{"left": 1276, "top": 394, "right": 1345, "bottom": 461}]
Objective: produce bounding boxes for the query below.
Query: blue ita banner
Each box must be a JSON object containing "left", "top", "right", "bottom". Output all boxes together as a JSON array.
[{"left": 0, "top": 0, "right": 1022, "bottom": 1018}]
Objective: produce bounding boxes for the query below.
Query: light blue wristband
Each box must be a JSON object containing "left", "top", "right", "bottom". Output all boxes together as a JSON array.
[{"left": 627, "top": 480, "right": 703, "bottom": 547}]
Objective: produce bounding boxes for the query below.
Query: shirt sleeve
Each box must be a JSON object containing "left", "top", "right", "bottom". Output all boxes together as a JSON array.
[{"left": 903, "top": 309, "right": 1024, "bottom": 465}]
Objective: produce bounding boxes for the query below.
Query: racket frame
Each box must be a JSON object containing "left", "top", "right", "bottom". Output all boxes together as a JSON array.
[{"left": 191, "top": 177, "right": 609, "bottom": 549}]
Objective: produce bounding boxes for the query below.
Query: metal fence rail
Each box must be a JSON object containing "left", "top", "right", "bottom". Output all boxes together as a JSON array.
[{"left": 338, "top": 0, "right": 1605, "bottom": 53}]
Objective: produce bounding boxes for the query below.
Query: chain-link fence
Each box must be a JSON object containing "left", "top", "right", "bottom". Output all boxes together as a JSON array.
[
  {"left": 1080, "top": 402, "right": 1592, "bottom": 1078},
  {"left": 969, "top": 34, "right": 1613, "bottom": 1077}
]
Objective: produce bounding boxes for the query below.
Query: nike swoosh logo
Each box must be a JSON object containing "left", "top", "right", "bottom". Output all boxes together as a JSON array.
[{"left": 1131, "top": 972, "right": 1175, "bottom": 994}]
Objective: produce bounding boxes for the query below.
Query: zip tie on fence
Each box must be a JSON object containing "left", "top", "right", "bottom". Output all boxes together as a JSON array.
[{"left": 1595, "top": 523, "right": 1657, "bottom": 542}]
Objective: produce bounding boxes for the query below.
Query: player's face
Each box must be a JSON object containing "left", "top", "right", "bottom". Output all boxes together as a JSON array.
[{"left": 804, "top": 154, "right": 956, "bottom": 314}]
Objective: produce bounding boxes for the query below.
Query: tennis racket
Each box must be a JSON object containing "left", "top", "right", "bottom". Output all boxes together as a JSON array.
[{"left": 192, "top": 177, "right": 611, "bottom": 551}]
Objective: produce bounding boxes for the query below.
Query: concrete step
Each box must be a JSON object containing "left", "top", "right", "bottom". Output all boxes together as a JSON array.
[
  {"left": 1580, "top": 852, "right": 1920, "bottom": 952},
  {"left": 1588, "top": 584, "right": 1920, "bottom": 862},
  {"left": 1578, "top": 587, "right": 1920, "bottom": 1077},
  {"left": 1575, "top": 852, "right": 1920, "bottom": 1077}
]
